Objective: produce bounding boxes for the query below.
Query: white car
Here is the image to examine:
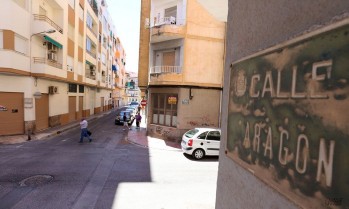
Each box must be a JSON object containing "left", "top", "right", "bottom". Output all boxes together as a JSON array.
[{"left": 181, "top": 127, "right": 221, "bottom": 160}]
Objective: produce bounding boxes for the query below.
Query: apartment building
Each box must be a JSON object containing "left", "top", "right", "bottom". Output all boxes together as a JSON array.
[
  {"left": 0, "top": 0, "right": 125, "bottom": 136},
  {"left": 138, "top": 0, "right": 226, "bottom": 140},
  {"left": 112, "top": 37, "right": 127, "bottom": 108}
]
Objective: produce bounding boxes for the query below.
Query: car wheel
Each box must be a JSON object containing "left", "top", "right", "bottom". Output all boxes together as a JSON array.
[{"left": 192, "top": 149, "right": 205, "bottom": 160}]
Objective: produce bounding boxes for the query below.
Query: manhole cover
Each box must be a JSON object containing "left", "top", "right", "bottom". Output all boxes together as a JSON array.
[{"left": 19, "top": 175, "right": 53, "bottom": 187}]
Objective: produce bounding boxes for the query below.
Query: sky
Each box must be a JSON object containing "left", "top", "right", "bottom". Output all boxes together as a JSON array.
[{"left": 107, "top": 0, "right": 141, "bottom": 74}]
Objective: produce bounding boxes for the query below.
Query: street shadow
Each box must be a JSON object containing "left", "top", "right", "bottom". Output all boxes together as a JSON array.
[{"left": 182, "top": 153, "right": 219, "bottom": 162}]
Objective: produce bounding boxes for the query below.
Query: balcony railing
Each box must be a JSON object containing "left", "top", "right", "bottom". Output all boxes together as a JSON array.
[
  {"left": 33, "top": 14, "right": 63, "bottom": 34},
  {"left": 149, "top": 16, "right": 186, "bottom": 28},
  {"left": 33, "top": 57, "right": 62, "bottom": 69},
  {"left": 87, "top": 25, "right": 98, "bottom": 37},
  {"left": 150, "top": 66, "right": 182, "bottom": 74},
  {"left": 85, "top": 69, "right": 96, "bottom": 80},
  {"left": 154, "top": 16, "right": 176, "bottom": 26},
  {"left": 86, "top": 50, "right": 96, "bottom": 58}
]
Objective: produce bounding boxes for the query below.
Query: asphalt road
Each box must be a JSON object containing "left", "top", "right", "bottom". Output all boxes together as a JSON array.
[{"left": 0, "top": 110, "right": 219, "bottom": 209}]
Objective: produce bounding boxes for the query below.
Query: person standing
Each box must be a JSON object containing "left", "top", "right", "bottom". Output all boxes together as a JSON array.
[
  {"left": 123, "top": 112, "right": 130, "bottom": 130},
  {"left": 135, "top": 112, "right": 142, "bottom": 129},
  {"left": 79, "top": 118, "right": 92, "bottom": 143}
]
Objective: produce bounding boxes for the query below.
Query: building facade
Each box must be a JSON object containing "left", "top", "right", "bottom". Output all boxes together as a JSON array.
[
  {"left": 0, "top": 0, "right": 125, "bottom": 136},
  {"left": 112, "top": 37, "right": 127, "bottom": 108},
  {"left": 138, "top": 0, "right": 226, "bottom": 141},
  {"left": 210, "top": 1, "right": 349, "bottom": 209}
]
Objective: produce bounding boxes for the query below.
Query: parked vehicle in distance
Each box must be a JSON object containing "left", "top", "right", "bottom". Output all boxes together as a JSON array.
[
  {"left": 125, "top": 106, "right": 137, "bottom": 114},
  {"left": 129, "top": 101, "right": 139, "bottom": 109},
  {"left": 130, "top": 101, "right": 139, "bottom": 106},
  {"left": 181, "top": 127, "right": 221, "bottom": 160},
  {"left": 115, "top": 110, "right": 134, "bottom": 125}
]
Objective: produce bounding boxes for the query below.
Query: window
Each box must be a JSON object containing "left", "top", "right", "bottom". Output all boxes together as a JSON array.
[
  {"left": 68, "top": 84, "right": 77, "bottom": 93},
  {"left": 86, "top": 37, "right": 91, "bottom": 51},
  {"left": 151, "top": 93, "right": 178, "bottom": 127},
  {"left": 103, "top": 16, "right": 108, "bottom": 32},
  {"left": 68, "top": 24, "right": 75, "bottom": 40},
  {"left": 86, "top": 13, "right": 93, "bottom": 29},
  {"left": 165, "top": 6, "right": 177, "bottom": 18},
  {"left": 206, "top": 131, "right": 221, "bottom": 141},
  {"left": 14, "top": 34, "right": 27, "bottom": 55},
  {"left": 101, "top": 53, "right": 106, "bottom": 64},
  {"left": 197, "top": 132, "right": 208, "bottom": 139},
  {"left": 79, "top": 85, "right": 84, "bottom": 93}
]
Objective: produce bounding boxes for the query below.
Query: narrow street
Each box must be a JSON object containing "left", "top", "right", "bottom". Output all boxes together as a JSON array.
[{"left": 0, "top": 111, "right": 218, "bottom": 209}]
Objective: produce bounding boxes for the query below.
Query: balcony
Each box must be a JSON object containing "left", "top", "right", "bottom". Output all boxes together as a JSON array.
[
  {"left": 149, "top": 66, "right": 183, "bottom": 84},
  {"left": 87, "top": 0, "right": 98, "bottom": 16},
  {"left": 31, "top": 57, "right": 65, "bottom": 78},
  {"left": 33, "top": 14, "right": 63, "bottom": 34},
  {"left": 150, "top": 66, "right": 182, "bottom": 74},
  {"left": 150, "top": 17, "right": 186, "bottom": 43},
  {"left": 33, "top": 57, "right": 63, "bottom": 69}
]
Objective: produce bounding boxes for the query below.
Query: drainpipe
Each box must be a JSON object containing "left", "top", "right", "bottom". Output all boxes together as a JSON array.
[{"left": 219, "top": 22, "right": 227, "bottom": 128}]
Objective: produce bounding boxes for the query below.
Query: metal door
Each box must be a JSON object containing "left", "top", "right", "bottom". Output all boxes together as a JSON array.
[{"left": 0, "top": 92, "right": 24, "bottom": 135}]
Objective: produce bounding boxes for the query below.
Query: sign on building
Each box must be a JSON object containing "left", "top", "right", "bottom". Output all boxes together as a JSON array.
[{"left": 227, "top": 24, "right": 349, "bottom": 208}]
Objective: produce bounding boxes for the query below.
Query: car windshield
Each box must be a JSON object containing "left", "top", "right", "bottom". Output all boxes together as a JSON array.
[
  {"left": 120, "top": 111, "right": 130, "bottom": 116},
  {"left": 184, "top": 129, "right": 200, "bottom": 138}
]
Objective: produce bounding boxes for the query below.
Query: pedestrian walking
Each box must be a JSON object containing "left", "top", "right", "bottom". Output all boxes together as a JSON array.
[
  {"left": 123, "top": 112, "right": 130, "bottom": 130},
  {"left": 79, "top": 118, "right": 92, "bottom": 143},
  {"left": 135, "top": 112, "right": 142, "bottom": 129}
]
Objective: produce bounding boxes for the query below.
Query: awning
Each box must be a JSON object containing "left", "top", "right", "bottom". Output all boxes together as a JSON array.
[
  {"left": 86, "top": 60, "right": 93, "bottom": 66},
  {"left": 114, "top": 51, "right": 120, "bottom": 58},
  {"left": 112, "top": 65, "right": 117, "bottom": 72},
  {"left": 44, "top": 35, "right": 63, "bottom": 49}
]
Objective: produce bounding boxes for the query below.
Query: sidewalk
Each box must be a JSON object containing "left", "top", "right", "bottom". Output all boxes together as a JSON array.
[
  {"left": 126, "top": 116, "right": 181, "bottom": 151},
  {"left": 0, "top": 110, "right": 113, "bottom": 145}
]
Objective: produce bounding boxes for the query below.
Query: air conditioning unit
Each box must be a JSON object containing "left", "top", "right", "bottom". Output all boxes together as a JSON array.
[
  {"left": 47, "top": 42, "right": 58, "bottom": 51},
  {"left": 48, "top": 86, "right": 59, "bottom": 94},
  {"left": 48, "top": 52, "right": 57, "bottom": 61},
  {"left": 53, "top": 86, "right": 59, "bottom": 94}
]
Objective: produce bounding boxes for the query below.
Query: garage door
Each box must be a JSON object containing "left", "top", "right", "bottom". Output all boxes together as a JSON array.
[
  {"left": 68, "top": 96, "right": 76, "bottom": 123},
  {"left": 35, "top": 94, "right": 49, "bottom": 131},
  {"left": 77, "top": 96, "right": 83, "bottom": 120},
  {"left": 0, "top": 92, "right": 24, "bottom": 135},
  {"left": 101, "top": 97, "right": 104, "bottom": 112}
]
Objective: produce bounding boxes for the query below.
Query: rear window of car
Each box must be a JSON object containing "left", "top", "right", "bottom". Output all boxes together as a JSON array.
[
  {"left": 120, "top": 111, "right": 130, "bottom": 116},
  {"left": 184, "top": 129, "right": 200, "bottom": 138}
]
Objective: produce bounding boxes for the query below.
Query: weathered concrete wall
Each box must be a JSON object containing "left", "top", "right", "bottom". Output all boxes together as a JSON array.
[
  {"left": 216, "top": 1, "right": 349, "bottom": 209},
  {"left": 183, "top": 0, "right": 225, "bottom": 87}
]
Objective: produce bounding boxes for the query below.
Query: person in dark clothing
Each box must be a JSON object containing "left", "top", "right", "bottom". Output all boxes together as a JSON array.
[
  {"left": 123, "top": 112, "right": 130, "bottom": 130},
  {"left": 135, "top": 113, "right": 142, "bottom": 128}
]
